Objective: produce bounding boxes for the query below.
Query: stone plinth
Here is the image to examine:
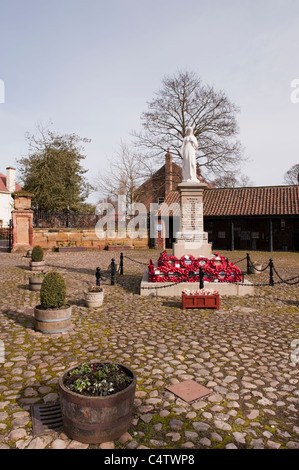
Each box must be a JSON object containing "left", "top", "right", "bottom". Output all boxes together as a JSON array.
[
  {"left": 172, "top": 182, "right": 212, "bottom": 259},
  {"left": 12, "top": 210, "right": 34, "bottom": 251},
  {"left": 140, "top": 270, "right": 254, "bottom": 297},
  {"left": 11, "top": 192, "right": 34, "bottom": 252},
  {"left": 12, "top": 192, "right": 34, "bottom": 210}
]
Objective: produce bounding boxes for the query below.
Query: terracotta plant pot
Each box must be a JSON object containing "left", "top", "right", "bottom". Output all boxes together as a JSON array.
[
  {"left": 85, "top": 287, "right": 104, "bottom": 308},
  {"left": 59, "top": 362, "right": 137, "bottom": 444}
]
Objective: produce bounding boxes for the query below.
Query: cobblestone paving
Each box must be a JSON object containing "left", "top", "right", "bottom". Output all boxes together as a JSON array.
[{"left": 0, "top": 249, "right": 298, "bottom": 449}]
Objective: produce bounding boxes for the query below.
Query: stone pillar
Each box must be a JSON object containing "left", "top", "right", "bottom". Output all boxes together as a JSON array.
[
  {"left": 172, "top": 182, "right": 212, "bottom": 259},
  {"left": 155, "top": 219, "right": 166, "bottom": 251},
  {"left": 11, "top": 192, "right": 34, "bottom": 252}
]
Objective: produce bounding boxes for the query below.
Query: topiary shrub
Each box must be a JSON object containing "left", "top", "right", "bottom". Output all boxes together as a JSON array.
[
  {"left": 31, "top": 245, "right": 44, "bottom": 262},
  {"left": 40, "top": 271, "right": 66, "bottom": 309}
]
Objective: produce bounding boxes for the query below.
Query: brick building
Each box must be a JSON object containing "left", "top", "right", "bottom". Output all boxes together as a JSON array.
[
  {"left": 158, "top": 184, "right": 299, "bottom": 251},
  {"left": 0, "top": 167, "right": 22, "bottom": 227},
  {"left": 137, "top": 151, "right": 299, "bottom": 252}
]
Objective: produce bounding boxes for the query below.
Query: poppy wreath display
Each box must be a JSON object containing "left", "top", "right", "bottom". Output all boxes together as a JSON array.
[
  {"left": 151, "top": 265, "right": 170, "bottom": 283},
  {"left": 148, "top": 252, "right": 243, "bottom": 283},
  {"left": 224, "top": 263, "right": 243, "bottom": 283},
  {"left": 180, "top": 254, "right": 196, "bottom": 269},
  {"left": 167, "top": 266, "right": 188, "bottom": 283},
  {"left": 162, "top": 254, "right": 180, "bottom": 268}
]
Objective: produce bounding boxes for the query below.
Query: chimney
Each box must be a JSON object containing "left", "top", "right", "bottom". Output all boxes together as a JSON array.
[
  {"left": 165, "top": 149, "right": 172, "bottom": 197},
  {"left": 6, "top": 167, "right": 16, "bottom": 193}
]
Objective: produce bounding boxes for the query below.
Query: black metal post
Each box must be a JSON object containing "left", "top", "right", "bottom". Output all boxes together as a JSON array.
[
  {"left": 96, "top": 267, "right": 101, "bottom": 287},
  {"left": 269, "top": 258, "right": 274, "bottom": 286},
  {"left": 247, "top": 253, "right": 251, "bottom": 274},
  {"left": 199, "top": 266, "right": 204, "bottom": 290},
  {"left": 111, "top": 258, "right": 116, "bottom": 285},
  {"left": 120, "top": 252, "right": 124, "bottom": 275}
]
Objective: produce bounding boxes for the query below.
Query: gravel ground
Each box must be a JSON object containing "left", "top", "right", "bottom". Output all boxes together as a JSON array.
[{"left": 0, "top": 248, "right": 298, "bottom": 450}]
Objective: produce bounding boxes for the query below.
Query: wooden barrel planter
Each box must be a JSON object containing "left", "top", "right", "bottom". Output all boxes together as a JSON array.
[
  {"left": 59, "top": 363, "right": 137, "bottom": 444},
  {"left": 29, "top": 275, "right": 45, "bottom": 291},
  {"left": 30, "top": 261, "right": 46, "bottom": 272},
  {"left": 34, "top": 305, "right": 72, "bottom": 334}
]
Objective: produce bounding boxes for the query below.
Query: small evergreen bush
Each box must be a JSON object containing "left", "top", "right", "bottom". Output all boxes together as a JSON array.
[
  {"left": 31, "top": 245, "right": 44, "bottom": 262},
  {"left": 40, "top": 271, "right": 66, "bottom": 309}
]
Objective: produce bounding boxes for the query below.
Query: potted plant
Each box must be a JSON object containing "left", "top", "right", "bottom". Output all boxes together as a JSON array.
[
  {"left": 29, "top": 272, "right": 46, "bottom": 291},
  {"left": 30, "top": 245, "right": 45, "bottom": 272},
  {"left": 182, "top": 288, "right": 220, "bottom": 310},
  {"left": 249, "top": 261, "right": 262, "bottom": 274},
  {"left": 58, "top": 361, "right": 137, "bottom": 444},
  {"left": 34, "top": 271, "right": 72, "bottom": 334},
  {"left": 85, "top": 285, "right": 104, "bottom": 308}
]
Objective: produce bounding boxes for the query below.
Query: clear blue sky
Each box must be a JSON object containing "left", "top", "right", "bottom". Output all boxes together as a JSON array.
[{"left": 0, "top": 0, "right": 299, "bottom": 203}]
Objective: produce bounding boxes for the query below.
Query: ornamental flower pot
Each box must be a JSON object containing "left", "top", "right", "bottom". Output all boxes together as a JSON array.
[
  {"left": 182, "top": 289, "right": 220, "bottom": 310},
  {"left": 249, "top": 262, "right": 262, "bottom": 274},
  {"left": 58, "top": 362, "right": 137, "bottom": 444},
  {"left": 85, "top": 286, "right": 104, "bottom": 308}
]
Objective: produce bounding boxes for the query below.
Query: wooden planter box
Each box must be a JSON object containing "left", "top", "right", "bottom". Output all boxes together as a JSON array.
[
  {"left": 57, "top": 246, "right": 86, "bottom": 252},
  {"left": 106, "top": 245, "right": 132, "bottom": 251},
  {"left": 182, "top": 294, "right": 220, "bottom": 310}
]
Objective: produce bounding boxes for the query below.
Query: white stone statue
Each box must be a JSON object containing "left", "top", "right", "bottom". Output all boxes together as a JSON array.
[{"left": 181, "top": 127, "right": 199, "bottom": 183}]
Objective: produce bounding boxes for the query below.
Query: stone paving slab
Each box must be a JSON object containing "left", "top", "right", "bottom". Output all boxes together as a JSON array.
[{"left": 0, "top": 249, "right": 298, "bottom": 449}]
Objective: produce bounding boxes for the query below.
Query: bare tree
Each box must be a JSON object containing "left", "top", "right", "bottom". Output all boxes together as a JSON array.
[
  {"left": 208, "top": 173, "right": 254, "bottom": 188},
  {"left": 132, "top": 70, "right": 244, "bottom": 177},
  {"left": 94, "top": 141, "right": 149, "bottom": 210},
  {"left": 283, "top": 163, "right": 299, "bottom": 185}
]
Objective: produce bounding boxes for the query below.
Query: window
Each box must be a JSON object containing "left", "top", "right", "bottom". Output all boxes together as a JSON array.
[
  {"left": 158, "top": 197, "right": 165, "bottom": 206},
  {"left": 218, "top": 232, "right": 226, "bottom": 239}
]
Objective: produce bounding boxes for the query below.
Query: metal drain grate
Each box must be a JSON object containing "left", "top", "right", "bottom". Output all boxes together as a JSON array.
[{"left": 31, "top": 402, "right": 63, "bottom": 437}]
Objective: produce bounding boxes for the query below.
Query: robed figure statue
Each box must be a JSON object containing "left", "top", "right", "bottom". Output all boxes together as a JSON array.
[{"left": 181, "top": 127, "right": 199, "bottom": 183}]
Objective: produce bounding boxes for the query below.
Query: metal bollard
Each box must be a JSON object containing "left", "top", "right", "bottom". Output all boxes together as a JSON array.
[
  {"left": 246, "top": 253, "right": 251, "bottom": 275},
  {"left": 120, "top": 252, "right": 124, "bottom": 275},
  {"left": 111, "top": 258, "right": 116, "bottom": 285},
  {"left": 199, "top": 266, "right": 204, "bottom": 290},
  {"left": 96, "top": 267, "right": 101, "bottom": 287},
  {"left": 269, "top": 258, "right": 274, "bottom": 286}
]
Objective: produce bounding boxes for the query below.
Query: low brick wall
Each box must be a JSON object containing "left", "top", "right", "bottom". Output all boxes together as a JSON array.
[{"left": 33, "top": 229, "right": 149, "bottom": 250}]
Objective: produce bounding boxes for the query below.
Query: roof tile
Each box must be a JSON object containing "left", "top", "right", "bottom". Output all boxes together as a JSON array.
[{"left": 158, "top": 185, "right": 299, "bottom": 217}]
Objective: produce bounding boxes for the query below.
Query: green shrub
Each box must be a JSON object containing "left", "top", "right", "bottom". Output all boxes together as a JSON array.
[
  {"left": 40, "top": 271, "right": 66, "bottom": 309},
  {"left": 31, "top": 245, "right": 44, "bottom": 262}
]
